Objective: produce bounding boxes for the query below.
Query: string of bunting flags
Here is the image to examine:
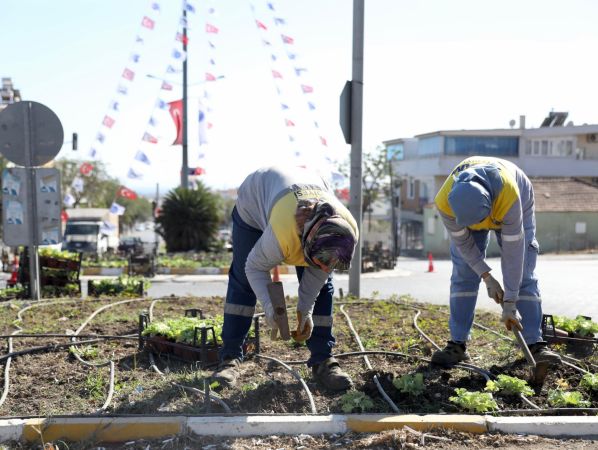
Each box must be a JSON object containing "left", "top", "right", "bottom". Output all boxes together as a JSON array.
[
  {"left": 249, "top": 1, "right": 300, "bottom": 158},
  {"left": 64, "top": 0, "right": 163, "bottom": 209},
  {"left": 263, "top": 0, "right": 329, "bottom": 151}
]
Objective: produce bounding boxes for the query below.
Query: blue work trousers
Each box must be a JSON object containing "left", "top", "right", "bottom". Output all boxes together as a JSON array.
[
  {"left": 219, "top": 207, "right": 335, "bottom": 366},
  {"left": 449, "top": 229, "right": 543, "bottom": 344}
]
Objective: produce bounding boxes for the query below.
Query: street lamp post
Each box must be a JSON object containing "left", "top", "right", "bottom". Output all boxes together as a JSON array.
[{"left": 181, "top": 7, "right": 189, "bottom": 189}]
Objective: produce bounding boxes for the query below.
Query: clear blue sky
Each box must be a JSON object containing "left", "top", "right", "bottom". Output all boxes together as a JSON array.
[{"left": 4, "top": 0, "right": 598, "bottom": 196}]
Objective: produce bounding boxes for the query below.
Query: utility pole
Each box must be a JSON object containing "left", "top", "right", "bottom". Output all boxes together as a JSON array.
[
  {"left": 348, "top": 0, "right": 364, "bottom": 297},
  {"left": 180, "top": 7, "right": 189, "bottom": 189}
]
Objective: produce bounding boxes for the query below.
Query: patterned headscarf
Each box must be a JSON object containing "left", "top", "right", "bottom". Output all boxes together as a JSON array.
[{"left": 301, "top": 202, "right": 357, "bottom": 271}]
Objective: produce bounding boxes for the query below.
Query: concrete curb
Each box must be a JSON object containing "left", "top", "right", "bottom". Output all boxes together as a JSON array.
[{"left": 2, "top": 414, "right": 597, "bottom": 443}]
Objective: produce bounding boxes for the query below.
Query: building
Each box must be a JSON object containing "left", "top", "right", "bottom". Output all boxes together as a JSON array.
[
  {"left": 0, "top": 78, "right": 21, "bottom": 111},
  {"left": 384, "top": 112, "right": 598, "bottom": 255}
]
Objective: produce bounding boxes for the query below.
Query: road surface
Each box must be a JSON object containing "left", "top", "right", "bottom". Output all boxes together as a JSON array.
[{"left": 141, "top": 254, "right": 598, "bottom": 319}]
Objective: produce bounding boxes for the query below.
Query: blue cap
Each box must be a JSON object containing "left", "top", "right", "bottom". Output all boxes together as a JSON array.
[{"left": 448, "top": 171, "right": 492, "bottom": 226}]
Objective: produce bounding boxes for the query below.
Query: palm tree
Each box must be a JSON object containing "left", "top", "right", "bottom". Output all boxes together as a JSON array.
[{"left": 156, "top": 185, "right": 220, "bottom": 252}]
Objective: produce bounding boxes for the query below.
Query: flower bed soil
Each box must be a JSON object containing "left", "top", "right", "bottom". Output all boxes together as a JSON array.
[{"left": 0, "top": 295, "right": 596, "bottom": 448}]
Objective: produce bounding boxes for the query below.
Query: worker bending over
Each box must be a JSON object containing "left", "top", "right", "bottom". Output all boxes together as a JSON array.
[
  {"left": 432, "top": 156, "right": 561, "bottom": 367},
  {"left": 212, "top": 166, "right": 358, "bottom": 391}
]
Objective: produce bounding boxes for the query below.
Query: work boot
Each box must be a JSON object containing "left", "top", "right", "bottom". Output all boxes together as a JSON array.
[
  {"left": 312, "top": 357, "right": 353, "bottom": 391},
  {"left": 211, "top": 358, "right": 242, "bottom": 388},
  {"left": 431, "top": 341, "right": 471, "bottom": 368},
  {"left": 529, "top": 342, "right": 562, "bottom": 365}
]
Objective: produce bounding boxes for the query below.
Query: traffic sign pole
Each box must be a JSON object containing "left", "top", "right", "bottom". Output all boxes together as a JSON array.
[{"left": 23, "top": 103, "right": 40, "bottom": 300}]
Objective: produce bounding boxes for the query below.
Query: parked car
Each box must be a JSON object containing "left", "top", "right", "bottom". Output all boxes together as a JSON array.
[{"left": 118, "top": 237, "right": 144, "bottom": 256}]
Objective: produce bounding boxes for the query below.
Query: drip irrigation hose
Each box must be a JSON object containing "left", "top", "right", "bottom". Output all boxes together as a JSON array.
[
  {"left": 492, "top": 407, "right": 598, "bottom": 416},
  {"left": 97, "top": 361, "right": 115, "bottom": 413},
  {"left": 254, "top": 354, "right": 317, "bottom": 414},
  {"left": 339, "top": 305, "right": 401, "bottom": 413},
  {"left": 412, "top": 310, "right": 540, "bottom": 409},
  {"left": 147, "top": 351, "right": 232, "bottom": 413},
  {"left": 0, "top": 338, "right": 112, "bottom": 363},
  {"left": 70, "top": 297, "right": 149, "bottom": 367},
  {"left": 0, "top": 334, "right": 138, "bottom": 340}
]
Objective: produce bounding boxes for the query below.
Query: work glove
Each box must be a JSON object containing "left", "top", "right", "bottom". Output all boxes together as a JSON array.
[
  {"left": 482, "top": 273, "right": 504, "bottom": 304},
  {"left": 292, "top": 309, "right": 314, "bottom": 342},
  {"left": 262, "top": 301, "right": 280, "bottom": 340},
  {"left": 501, "top": 300, "right": 523, "bottom": 332}
]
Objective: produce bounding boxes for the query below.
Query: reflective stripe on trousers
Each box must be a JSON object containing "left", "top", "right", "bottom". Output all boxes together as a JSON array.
[
  {"left": 449, "top": 229, "right": 543, "bottom": 344},
  {"left": 219, "top": 207, "right": 336, "bottom": 366}
]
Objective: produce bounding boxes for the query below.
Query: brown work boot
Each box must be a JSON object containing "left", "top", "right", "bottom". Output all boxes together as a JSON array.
[
  {"left": 431, "top": 341, "right": 471, "bottom": 368},
  {"left": 312, "top": 357, "right": 353, "bottom": 391},
  {"left": 529, "top": 342, "right": 562, "bottom": 365},
  {"left": 211, "top": 358, "right": 242, "bottom": 387}
]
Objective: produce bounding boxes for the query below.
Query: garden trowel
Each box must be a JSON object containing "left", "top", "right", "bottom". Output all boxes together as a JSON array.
[
  {"left": 511, "top": 318, "right": 549, "bottom": 385},
  {"left": 266, "top": 281, "right": 291, "bottom": 340}
]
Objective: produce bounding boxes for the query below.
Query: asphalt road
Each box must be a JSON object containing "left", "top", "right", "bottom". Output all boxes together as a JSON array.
[{"left": 144, "top": 254, "right": 598, "bottom": 319}]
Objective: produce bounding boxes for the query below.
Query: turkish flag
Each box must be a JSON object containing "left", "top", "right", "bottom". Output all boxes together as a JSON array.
[
  {"left": 117, "top": 186, "right": 138, "bottom": 200},
  {"left": 79, "top": 162, "right": 93, "bottom": 176},
  {"left": 168, "top": 99, "right": 183, "bottom": 145},
  {"left": 61, "top": 210, "right": 69, "bottom": 223}
]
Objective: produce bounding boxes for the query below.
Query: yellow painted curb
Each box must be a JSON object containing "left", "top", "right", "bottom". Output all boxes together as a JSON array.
[
  {"left": 347, "top": 414, "right": 487, "bottom": 434},
  {"left": 22, "top": 417, "right": 183, "bottom": 443}
]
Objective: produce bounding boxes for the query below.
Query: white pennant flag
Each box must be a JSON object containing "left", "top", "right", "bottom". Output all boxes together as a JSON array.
[
  {"left": 109, "top": 202, "right": 126, "bottom": 216},
  {"left": 71, "top": 176, "right": 84, "bottom": 193}
]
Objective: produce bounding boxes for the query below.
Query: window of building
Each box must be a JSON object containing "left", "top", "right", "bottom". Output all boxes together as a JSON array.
[
  {"left": 408, "top": 178, "right": 415, "bottom": 199},
  {"left": 527, "top": 138, "right": 576, "bottom": 157},
  {"left": 418, "top": 136, "right": 443, "bottom": 156},
  {"left": 444, "top": 136, "right": 519, "bottom": 157},
  {"left": 525, "top": 141, "right": 532, "bottom": 155},
  {"left": 575, "top": 222, "right": 587, "bottom": 234},
  {"left": 427, "top": 217, "right": 435, "bottom": 235}
]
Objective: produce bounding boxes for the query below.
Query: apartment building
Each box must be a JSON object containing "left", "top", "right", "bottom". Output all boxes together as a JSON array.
[{"left": 384, "top": 112, "right": 598, "bottom": 255}]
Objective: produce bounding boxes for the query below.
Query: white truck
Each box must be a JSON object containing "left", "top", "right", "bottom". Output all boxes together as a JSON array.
[{"left": 62, "top": 208, "right": 119, "bottom": 257}]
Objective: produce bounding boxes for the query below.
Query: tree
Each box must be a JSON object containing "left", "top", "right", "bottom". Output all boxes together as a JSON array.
[
  {"left": 156, "top": 183, "right": 221, "bottom": 252},
  {"left": 54, "top": 159, "right": 151, "bottom": 231},
  {"left": 338, "top": 145, "right": 391, "bottom": 231},
  {"left": 54, "top": 159, "right": 120, "bottom": 208}
]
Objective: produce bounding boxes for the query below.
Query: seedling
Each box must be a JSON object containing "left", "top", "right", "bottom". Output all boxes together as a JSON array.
[
  {"left": 547, "top": 389, "right": 590, "bottom": 407},
  {"left": 393, "top": 373, "right": 425, "bottom": 396},
  {"left": 553, "top": 315, "right": 598, "bottom": 337},
  {"left": 339, "top": 390, "right": 375, "bottom": 413},
  {"left": 84, "top": 373, "right": 105, "bottom": 401},
  {"left": 580, "top": 373, "right": 598, "bottom": 391},
  {"left": 449, "top": 388, "right": 498, "bottom": 413},
  {"left": 485, "top": 375, "right": 534, "bottom": 396}
]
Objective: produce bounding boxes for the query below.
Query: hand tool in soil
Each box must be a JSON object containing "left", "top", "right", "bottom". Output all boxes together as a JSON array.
[
  {"left": 266, "top": 281, "right": 291, "bottom": 340},
  {"left": 507, "top": 309, "right": 551, "bottom": 386}
]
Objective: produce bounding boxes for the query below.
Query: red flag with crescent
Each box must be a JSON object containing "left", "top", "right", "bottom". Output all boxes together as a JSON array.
[{"left": 168, "top": 99, "right": 183, "bottom": 145}]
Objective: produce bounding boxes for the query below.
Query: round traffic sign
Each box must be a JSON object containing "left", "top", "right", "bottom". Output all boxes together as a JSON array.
[{"left": 0, "top": 101, "right": 64, "bottom": 167}]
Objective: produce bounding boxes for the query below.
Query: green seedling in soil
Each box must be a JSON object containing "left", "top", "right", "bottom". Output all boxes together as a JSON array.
[
  {"left": 241, "top": 382, "right": 259, "bottom": 393},
  {"left": 449, "top": 388, "right": 498, "bottom": 413},
  {"left": 210, "top": 380, "right": 221, "bottom": 390},
  {"left": 553, "top": 315, "right": 598, "bottom": 337},
  {"left": 580, "top": 373, "right": 598, "bottom": 391},
  {"left": 71, "top": 345, "right": 99, "bottom": 359},
  {"left": 339, "top": 390, "right": 375, "bottom": 413},
  {"left": 485, "top": 375, "right": 534, "bottom": 396},
  {"left": 84, "top": 372, "right": 105, "bottom": 401},
  {"left": 547, "top": 389, "right": 590, "bottom": 408},
  {"left": 393, "top": 373, "right": 425, "bottom": 396}
]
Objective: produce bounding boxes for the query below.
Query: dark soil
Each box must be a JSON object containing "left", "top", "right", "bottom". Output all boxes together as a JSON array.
[{"left": 0, "top": 294, "right": 597, "bottom": 448}]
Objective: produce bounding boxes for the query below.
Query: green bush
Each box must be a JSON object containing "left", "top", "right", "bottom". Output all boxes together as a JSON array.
[{"left": 89, "top": 276, "right": 149, "bottom": 297}]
